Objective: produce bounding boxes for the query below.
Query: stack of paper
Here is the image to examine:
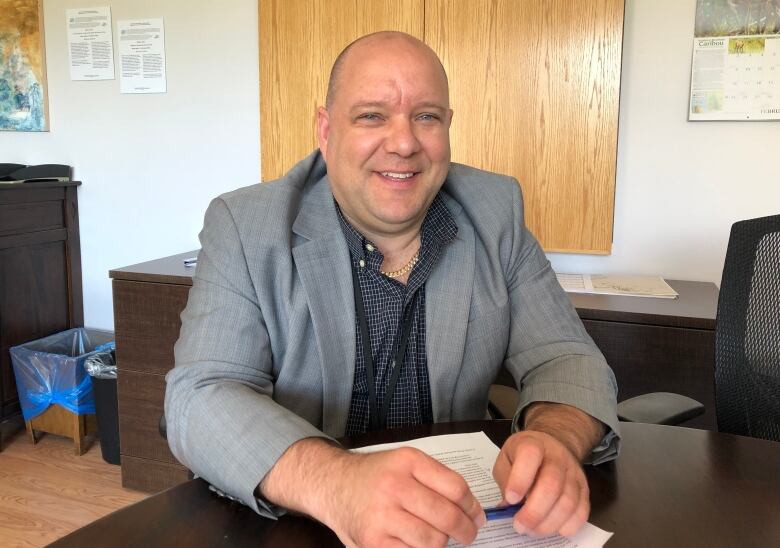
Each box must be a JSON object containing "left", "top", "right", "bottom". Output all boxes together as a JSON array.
[
  {"left": 355, "top": 432, "right": 613, "bottom": 548},
  {"left": 556, "top": 274, "right": 678, "bottom": 299}
]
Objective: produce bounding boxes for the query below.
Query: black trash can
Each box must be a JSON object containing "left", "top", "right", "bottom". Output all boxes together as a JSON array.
[
  {"left": 92, "top": 376, "right": 120, "bottom": 464},
  {"left": 85, "top": 349, "right": 120, "bottom": 465}
]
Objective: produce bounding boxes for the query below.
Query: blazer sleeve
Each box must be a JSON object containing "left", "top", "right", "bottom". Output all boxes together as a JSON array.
[
  {"left": 165, "top": 197, "right": 331, "bottom": 517},
  {"left": 502, "top": 182, "right": 621, "bottom": 465}
]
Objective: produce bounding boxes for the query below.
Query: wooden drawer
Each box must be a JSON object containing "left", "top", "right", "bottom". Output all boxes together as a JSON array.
[
  {"left": 113, "top": 279, "right": 190, "bottom": 375},
  {"left": 582, "top": 319, "right": 717, "bottom": 430},
  {"left": 0, "top": 201, "right": 64, "bottom": 236},
  {"left": 118, "top": 369, "right": 181, "bottom": 464}
]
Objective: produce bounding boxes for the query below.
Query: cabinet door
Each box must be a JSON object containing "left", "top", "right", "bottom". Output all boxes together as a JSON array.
[
  {"left": 0, "top": 236, "right": 70, "bottom": 417},
  {"left": 426, "top": 0, "right": 624, "bottom": 253},
  {"left": 259, "top": 0, "right": 623, "bottom": 253},
  {"left": 259, "top": 0, "right": 425, "bottom": 181}
]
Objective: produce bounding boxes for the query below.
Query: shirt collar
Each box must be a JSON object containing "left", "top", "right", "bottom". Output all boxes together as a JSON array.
[{"left": 334, "top": 193, "right": 457, "bottom": 261}]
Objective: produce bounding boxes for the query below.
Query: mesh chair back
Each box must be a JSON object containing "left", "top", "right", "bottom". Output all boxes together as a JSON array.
[{"left": 715, "top": 214, "right": 780, "bottom": 441}]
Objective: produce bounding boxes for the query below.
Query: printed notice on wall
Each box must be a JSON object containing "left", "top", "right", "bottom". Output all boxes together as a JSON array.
[
  {"left": 689, "top": 0, "right": 780, "bottom": 121},
  {"left": 117, "top": 19, "right": 167, "bottom": 94},
  {"left": 67, "top": 7, "right": 115, "bottom": 80}
]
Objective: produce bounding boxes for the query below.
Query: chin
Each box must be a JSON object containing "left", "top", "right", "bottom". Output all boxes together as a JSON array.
[{"left": 374, "top": 205, "right": 423, "bottom": 224}]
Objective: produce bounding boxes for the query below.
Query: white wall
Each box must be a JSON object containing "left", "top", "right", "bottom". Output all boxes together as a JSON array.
[
  {"left": 2, "top": 0, "right": 778, "bottom": 330},
  {"left": 0, "top": 0, "right": 260, "bottom": 330},
  {"left": 548, "top": 0, "right": 780, "bottom": 284}
]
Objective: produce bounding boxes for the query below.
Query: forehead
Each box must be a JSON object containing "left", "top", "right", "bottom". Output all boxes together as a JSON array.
[{"left": 335, "top": 39, "right": 449, "bottom": 107}]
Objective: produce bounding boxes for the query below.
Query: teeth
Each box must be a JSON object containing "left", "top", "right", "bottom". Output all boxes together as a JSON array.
[{"left": 381, "top": 172, "right": 414, "bottom": 179}]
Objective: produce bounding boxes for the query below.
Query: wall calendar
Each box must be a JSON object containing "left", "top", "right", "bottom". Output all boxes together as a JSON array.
[{"left": 689, "top": 0, "right": 780, "bottom": 121}]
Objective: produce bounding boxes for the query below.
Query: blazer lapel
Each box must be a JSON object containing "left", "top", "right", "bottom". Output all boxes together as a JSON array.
[
  {"left": 426, "top": 194, "right": 475, "bottom": 422},
  {"left": 292, "top": 175, "right": 356, "bottom": 436}
]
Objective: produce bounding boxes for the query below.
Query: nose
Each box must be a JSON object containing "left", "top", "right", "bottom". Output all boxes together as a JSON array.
[{"left": 384, "top": 117, "right": 421, "bottom": 157}]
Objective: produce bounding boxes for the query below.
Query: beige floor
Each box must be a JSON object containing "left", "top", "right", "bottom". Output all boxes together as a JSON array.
[{"left": 0, "top": 416, "right": 147, "bottom": 547}]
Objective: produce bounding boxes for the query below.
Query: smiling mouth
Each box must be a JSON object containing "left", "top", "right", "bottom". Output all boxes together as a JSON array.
[{"left": 379, "top": 171, "right": 418, "bottom": 180}]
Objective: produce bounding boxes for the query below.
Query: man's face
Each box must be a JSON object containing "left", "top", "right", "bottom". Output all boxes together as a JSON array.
[{"left": 317, "top": 37, "right": 453, "bottom": 238}]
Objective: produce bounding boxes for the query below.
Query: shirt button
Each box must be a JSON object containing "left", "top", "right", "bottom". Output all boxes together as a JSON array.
[
  {"left": 359, "top": 259, "right": 365, "bottom": 268},
  {"left": 366, "top": 244, "right": 375, "bottom": 252}
]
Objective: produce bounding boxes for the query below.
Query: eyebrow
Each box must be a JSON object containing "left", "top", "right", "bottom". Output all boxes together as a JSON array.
[{"left": 349, "top": 101, "right": 448, "bottom": 112}]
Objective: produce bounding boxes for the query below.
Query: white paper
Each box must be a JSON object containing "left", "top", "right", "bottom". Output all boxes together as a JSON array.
[
  {"left": 555, "top": 274, "right": 592, "bottom": 294},
  {"left": 354, "top": 432, "right": 504, "bottom": 507},
  {"left": 556, "top": 273, "right": 678, "bottom": 299},
  {"left": 456, "top": 521, "right": 612, "bottom": 548},
  {"left": 354, "top": 432, "right": 613, "bottom": 548},
  {"left": 118, "top": 19, "right": 167, "bottom": 94},
  {"left": 67, "top": 7, "right": 115, "bottom": 80}
]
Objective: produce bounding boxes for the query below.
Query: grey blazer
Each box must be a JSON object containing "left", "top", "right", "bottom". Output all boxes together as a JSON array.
[{"left": 165, "top": 151, "right": 620, "bottom": 516}]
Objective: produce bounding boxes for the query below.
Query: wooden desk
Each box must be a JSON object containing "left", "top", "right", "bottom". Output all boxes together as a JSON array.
[
  {"left": 110, "top": 253, "right": 719, "bottom": 492},
  {"left": 50, "top": 421, "right": 780, "bottom": 547}
]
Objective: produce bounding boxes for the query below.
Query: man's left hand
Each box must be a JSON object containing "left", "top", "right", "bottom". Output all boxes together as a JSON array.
[{"left": 492, "top": 403, "right": 605, "bottom": 538}]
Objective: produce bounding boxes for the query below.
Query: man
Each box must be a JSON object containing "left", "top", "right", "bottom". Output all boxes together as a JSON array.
[{"left": 166, "top": 32, "right": 619, "bottom": 547}]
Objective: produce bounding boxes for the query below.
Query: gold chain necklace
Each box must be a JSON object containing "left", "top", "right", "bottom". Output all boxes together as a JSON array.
[{"left": 381, "top": 251, "right": 419, "bottom": 278}]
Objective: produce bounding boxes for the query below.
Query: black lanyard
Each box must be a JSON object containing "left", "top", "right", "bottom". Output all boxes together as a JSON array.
[{"left": 351, "top": 266, "right": 417, "bottom": 431}]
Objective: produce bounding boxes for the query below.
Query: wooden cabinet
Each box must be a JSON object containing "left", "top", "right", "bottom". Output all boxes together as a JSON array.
[
  {"left": 0, "top": 182, "right": 83, "bottom": 424},
  {"left": 259, "top": 0, "right": 624, "bottom": 253},
  {"left": 110, "top": 254, "right": 194, "bottom": 491},
  {"left": 112, "top": 253, "right": 719, "bottom": 492},
  {"left": 427, "top": 0, "right": 624, "bottom": 253}
]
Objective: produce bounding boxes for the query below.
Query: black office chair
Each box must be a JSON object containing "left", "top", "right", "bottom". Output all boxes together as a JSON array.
[{"left": 619, "top": 214, "right": 780, "bottom": 441}]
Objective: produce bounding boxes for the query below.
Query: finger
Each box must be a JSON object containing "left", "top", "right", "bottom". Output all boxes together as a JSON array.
[
  {"left": 392, "top": 510, "right": 450, "bottom": 548},
  {"left": 408, "top": 451, "right": 485, "bottom": 524},
  {"left": 492, "top": 448, "right": 513, "bottom": 493},
  {"left": 559, "top": 478, "right": 590, "bottom": 537},
  {"left": 500, "top": 436, "right": 545, "bottom": 504},
  {"left": 401, "top": 485, "right": 479, "bottom": 546},
  {"left": 526, "top": 467, "right": 583, "bottom": 536},
  {"left": 513, "top": 461, "right": 565, "bottom": 532}
]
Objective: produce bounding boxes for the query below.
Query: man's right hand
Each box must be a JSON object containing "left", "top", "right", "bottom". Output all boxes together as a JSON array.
[{"left": 260, "top": 438, "right": 486, "bottom": 548}]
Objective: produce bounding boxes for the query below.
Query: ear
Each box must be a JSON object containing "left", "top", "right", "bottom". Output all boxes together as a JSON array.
[
  {"left": 445, "top": 108, "right": 454, "bottom": 129},
  {"left": 316, "top": 106, "right": 330, "bottom": 159}
]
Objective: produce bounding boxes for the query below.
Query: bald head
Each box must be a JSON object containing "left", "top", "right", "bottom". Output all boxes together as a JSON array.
[{"left": 325, "top": 31, "right": 449, "bottom": 110}]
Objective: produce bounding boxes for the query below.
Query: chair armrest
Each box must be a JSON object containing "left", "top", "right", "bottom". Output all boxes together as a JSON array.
[{"left": 617, "top": 392, "right": 704, "bottom": 425}]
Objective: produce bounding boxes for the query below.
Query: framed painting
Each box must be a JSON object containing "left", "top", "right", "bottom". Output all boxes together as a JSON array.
[{"left": 0, "top": 0, "right": 48, "bottom": 131}]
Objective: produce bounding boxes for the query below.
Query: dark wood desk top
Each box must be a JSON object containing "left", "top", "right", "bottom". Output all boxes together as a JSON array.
[
  {"left": 52, "top": 422, "right": 780, "bottom": 547},
  {"left": 570, "top": 279, "right": 718, "bottom": 330},
  {"left": 109, "top": 250, "right": 198, "bottom": 285},
  {"left": 109, "top": 252, "right": 719, "bottom": 330}
]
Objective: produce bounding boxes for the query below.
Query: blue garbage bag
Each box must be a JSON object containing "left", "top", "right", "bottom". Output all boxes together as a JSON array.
[{"left": 9, "top": 328, "right": 114, "bottom": 421}]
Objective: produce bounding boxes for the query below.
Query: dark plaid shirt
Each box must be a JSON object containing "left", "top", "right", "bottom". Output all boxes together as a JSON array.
[{"left": 337, "top": 195, "right": 458, "bottom": 435}]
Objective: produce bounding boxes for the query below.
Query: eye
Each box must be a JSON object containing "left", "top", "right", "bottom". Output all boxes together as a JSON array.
[
  {"left": 416, "top": 113, "right": 441, "bottom": 122},
  {"left": 357, "top": 112, "right": 382, "bottom": 122}
]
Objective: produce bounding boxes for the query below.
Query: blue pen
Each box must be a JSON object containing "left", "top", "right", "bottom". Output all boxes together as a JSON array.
[{"left": 484, "top": 502, "right": 523, "bottom": 521}]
